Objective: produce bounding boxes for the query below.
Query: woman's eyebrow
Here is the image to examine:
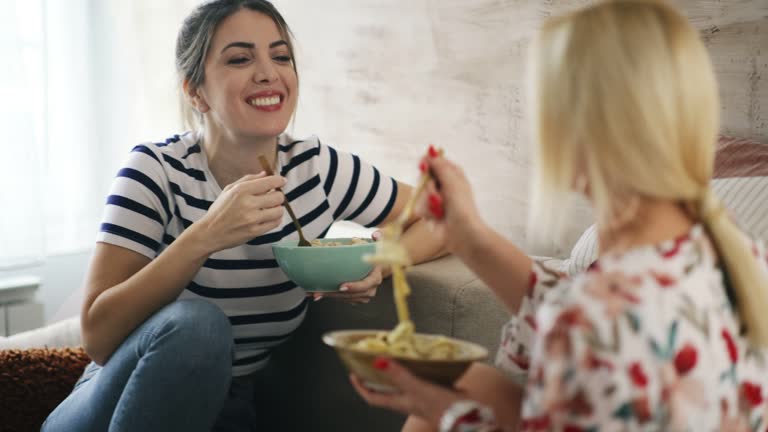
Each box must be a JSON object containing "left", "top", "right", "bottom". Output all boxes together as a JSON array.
[
  {"left": 220, "top": 40, "right": 287, "bottom": 54},
  {"left": 221, "top": 41, "right": 254, "bottom": 53}
]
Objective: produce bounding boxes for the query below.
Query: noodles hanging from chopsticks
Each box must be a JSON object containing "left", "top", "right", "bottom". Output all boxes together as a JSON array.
[{"left": 354, "top": 149, "right": 459, "bottom": 360}]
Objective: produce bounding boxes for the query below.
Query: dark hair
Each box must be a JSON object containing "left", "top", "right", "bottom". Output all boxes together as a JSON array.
[{"left": 176, "top": 0, "right": 298, "bottom": 128}]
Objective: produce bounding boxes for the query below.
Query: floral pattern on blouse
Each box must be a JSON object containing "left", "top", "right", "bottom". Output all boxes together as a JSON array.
[{"left": 497, "top": 225, "right": 768, "bottom": 431}]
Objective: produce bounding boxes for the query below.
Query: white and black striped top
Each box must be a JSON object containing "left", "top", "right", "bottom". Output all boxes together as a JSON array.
[{"left": 97, "top": 131, "right": 398, "bottom": 376}]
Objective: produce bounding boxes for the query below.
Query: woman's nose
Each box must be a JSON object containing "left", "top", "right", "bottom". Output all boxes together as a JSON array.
[{"left": 251, "top": 60, "right": 278, "bottom": 84}]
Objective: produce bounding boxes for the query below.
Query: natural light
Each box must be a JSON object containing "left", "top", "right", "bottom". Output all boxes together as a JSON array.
[{"left": 0, "top": 0, "right": 200, "bottom": 268}]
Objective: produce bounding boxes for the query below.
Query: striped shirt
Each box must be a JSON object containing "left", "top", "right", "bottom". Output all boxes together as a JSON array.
[{"left": 97, "top": 131, "right": 398, "bottom": 375}]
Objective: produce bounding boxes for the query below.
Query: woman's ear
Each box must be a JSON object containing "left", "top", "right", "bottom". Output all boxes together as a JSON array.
[{"left": 182, "top": 79, "right": 209, "bottom": 114}]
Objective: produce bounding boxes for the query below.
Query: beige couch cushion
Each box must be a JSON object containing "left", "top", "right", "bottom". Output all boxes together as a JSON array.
[{"left": 404, "top": 256, "right": 510, "bottom": 357}]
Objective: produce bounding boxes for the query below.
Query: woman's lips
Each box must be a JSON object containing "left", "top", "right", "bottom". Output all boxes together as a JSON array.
[{"left": 245, "top": 91, "right": 284, "bottom": 112}]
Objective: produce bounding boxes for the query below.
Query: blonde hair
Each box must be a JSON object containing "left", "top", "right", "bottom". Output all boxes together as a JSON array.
[{"left": 528, "top": 0, "right": 768, "bottom": 346}]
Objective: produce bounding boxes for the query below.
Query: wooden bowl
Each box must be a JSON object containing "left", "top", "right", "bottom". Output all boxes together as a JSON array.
[{"left": 323, "top": 330, "right": 488, "bottom": 392}]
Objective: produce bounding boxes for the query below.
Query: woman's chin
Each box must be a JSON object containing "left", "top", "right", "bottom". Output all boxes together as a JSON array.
[{"left": 240, "top": 124, "right": 289, "bottom": 140}]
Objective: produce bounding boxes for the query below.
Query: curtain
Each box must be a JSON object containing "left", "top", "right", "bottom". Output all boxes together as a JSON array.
[
  {"left": 0, "top": 0, "right": 46, "bottom": 268},
  {"left": 0, "top": 0, "right": 200, "bottom": 269}
]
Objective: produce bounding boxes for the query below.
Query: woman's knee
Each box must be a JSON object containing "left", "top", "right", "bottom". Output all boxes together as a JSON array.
[{"left": 152, "top": 299, "right": 233, "bottom": 360}]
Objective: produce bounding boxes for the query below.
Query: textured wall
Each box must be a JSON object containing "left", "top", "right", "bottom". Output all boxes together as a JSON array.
[{"left": 280, "top": 0, "right": 768, "bottom": 257}]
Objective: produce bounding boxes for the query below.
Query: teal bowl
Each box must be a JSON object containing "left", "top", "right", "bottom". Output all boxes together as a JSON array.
[{"left": 272, "top": 238, "right": 377, "bottom": 292}]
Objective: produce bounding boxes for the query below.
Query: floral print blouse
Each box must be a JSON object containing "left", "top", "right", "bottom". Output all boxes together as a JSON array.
[{"left": 492, "top": 225, "right": 768, "bottom": 431}]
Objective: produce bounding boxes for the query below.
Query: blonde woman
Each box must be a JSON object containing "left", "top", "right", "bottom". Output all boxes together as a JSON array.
[{"left": 350, "top": 1, "right": 768, "bottom": 430}]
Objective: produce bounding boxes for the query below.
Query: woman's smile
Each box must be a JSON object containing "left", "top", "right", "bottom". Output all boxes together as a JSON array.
[{"left": 245, "top": 89, "right": 284, "bottom": 112}]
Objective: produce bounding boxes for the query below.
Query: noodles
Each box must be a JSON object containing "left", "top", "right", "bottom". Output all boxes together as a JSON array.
[
  {"left": 352, "top": 321, "right": 459, "bottom": 360},
  {"left": 353, "top": 149, "right": 461, "bottom": 360},
  {"left": 310, "top": 237, "right": 369, "bottom": 247}
]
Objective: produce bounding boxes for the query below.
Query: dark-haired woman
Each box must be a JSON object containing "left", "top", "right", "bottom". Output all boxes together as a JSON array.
[{"left": 42, "top": 2, "right": 443, "bottom": 430}]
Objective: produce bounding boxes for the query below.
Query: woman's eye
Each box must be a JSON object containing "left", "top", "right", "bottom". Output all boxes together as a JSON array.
[
  {"left": 228, "top": 57, "right": 249, "bottom": 65},
  {"left": 273, "top": 55, "right": 292, "bottom": 63}
]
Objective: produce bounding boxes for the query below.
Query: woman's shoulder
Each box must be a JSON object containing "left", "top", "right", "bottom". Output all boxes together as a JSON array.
[
  {"left": 535, "top": 244, "right": 690, "bottom": 342},
  {"left": 278, "top": 134, "right": 363, "bottom": 159},
  {"left": 536, "top": 266, "right": 642, "bottom": 336},
  {"left": 567, "top": 225, "right": 721, "bottom": 299},
  {"left": 122, "top": 132, "right": 206, "bottom": 184},
  {"left": 131, "top": 131, "right": 201, "bottom": 161},
  {"left": 278, "top": 133, "right": 322, "bottom": 154},
  {"left": 538, "top": 225, "right": 739, "bottom": 350}
]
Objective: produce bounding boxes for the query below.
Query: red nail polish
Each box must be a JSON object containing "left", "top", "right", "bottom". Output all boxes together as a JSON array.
[
  {"left": 428, "top": 145, "right": 439, "bottom": 158},
  {"left": 430, "top": 204, "right": 445, "bottom": 219},
  {"left": 428, "top": 193, "right": 444, "bottom": 219},
  {"left": 419, "top": 161, "right": 428, "bottom": 173},
  {"left": 428, "top": 193, "right": 442, "bottom": 206},
  {"left": 373, "top": 357, "right": 390, "bottom": 370}
]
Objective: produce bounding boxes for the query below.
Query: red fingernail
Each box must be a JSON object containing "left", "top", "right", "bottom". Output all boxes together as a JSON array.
[
  {"left": 373, "top": 357, "right": 390, "bottom": 370},
  {"left": 428, "top": 145, "right": 439, "bottom": 158},
  {"left": 428, "top": 193, "right": 444, "bottom": 219},
  {"left": 428, "top": 193, "right": 442, "bottom": 206},
  {"left": 419, "top": 161, "right": 428, "bottom": 173}
]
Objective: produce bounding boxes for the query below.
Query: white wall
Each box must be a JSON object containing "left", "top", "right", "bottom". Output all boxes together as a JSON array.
[
  {"left": 1, "top": 251, "right": 89, "bottom": 324},
  {"left": 279, "top": 0, "right": 768, "bottom": 257}
]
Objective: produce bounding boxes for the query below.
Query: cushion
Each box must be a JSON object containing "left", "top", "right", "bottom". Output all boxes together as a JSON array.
[
  {"left": 0, "top": 316, "right": 82, "bottom": 350},
  {"left": 566, "top": 135, "right": 768, "bottom": 275},
  {"left": 566, "top": 224, "right": 599, "bottom": 275},
  {"left": 0, "top": 348, "right": 90, "bottom": 431}
]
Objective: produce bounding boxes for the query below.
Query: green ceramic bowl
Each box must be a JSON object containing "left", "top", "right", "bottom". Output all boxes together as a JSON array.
[{"left": 272, "top": 238, "right": 377, "bottom": 292}]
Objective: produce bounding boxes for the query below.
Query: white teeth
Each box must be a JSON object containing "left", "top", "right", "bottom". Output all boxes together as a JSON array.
[{"left": 249, "top": 96, "right": 281, "bottom": 106}]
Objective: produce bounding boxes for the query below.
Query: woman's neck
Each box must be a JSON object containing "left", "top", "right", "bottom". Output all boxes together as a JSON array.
[
  {"left": 597, "top": 198, "right": 695, "bottom": 256},
  {"left": 202, "top": 127, "right": 278, "bottom": 188}
]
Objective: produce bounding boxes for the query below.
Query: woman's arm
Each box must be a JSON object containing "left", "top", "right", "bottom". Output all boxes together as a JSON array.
[
  {"left": 351, "top": 360, "right": 522, "bottom": 431},
  {"left": 81, "top": 232, "right": 210, "bottom": 365},
  {"left": 451, "top": 223, "right": 533, "bottom": 313},
  {"left": 82, "top": 174, "right": 286, "bottom": 364},
  {"left": 416, "top": 155, "right": 533, "bottom": 313},
  {"left": 321, "top": 182, "right": 447, "bottom": 303}
]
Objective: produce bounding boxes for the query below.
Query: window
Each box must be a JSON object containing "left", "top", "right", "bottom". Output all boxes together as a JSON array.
[{"left": 0, "top": 0, "right": 200, "bottom": 269}]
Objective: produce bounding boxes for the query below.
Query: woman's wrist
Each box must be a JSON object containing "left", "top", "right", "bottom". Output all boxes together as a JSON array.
[
  {"left": 175, "top": 223, "right": 215, "bottom": 262},
  {"left": 380, "top": 266, "right": 392, "bottom": 279},
  {"left": 439, "top": 400, "right": 496, "bottom": 432}
]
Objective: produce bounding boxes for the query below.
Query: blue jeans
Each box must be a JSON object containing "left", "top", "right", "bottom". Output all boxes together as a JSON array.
[{"left": 42, "top": 299, "right": 236, "bottom": 432}]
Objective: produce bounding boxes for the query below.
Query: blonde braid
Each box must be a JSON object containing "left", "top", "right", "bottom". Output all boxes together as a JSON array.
[{"left": 699, "top": 188, "right": 768, "bottom": 346}]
